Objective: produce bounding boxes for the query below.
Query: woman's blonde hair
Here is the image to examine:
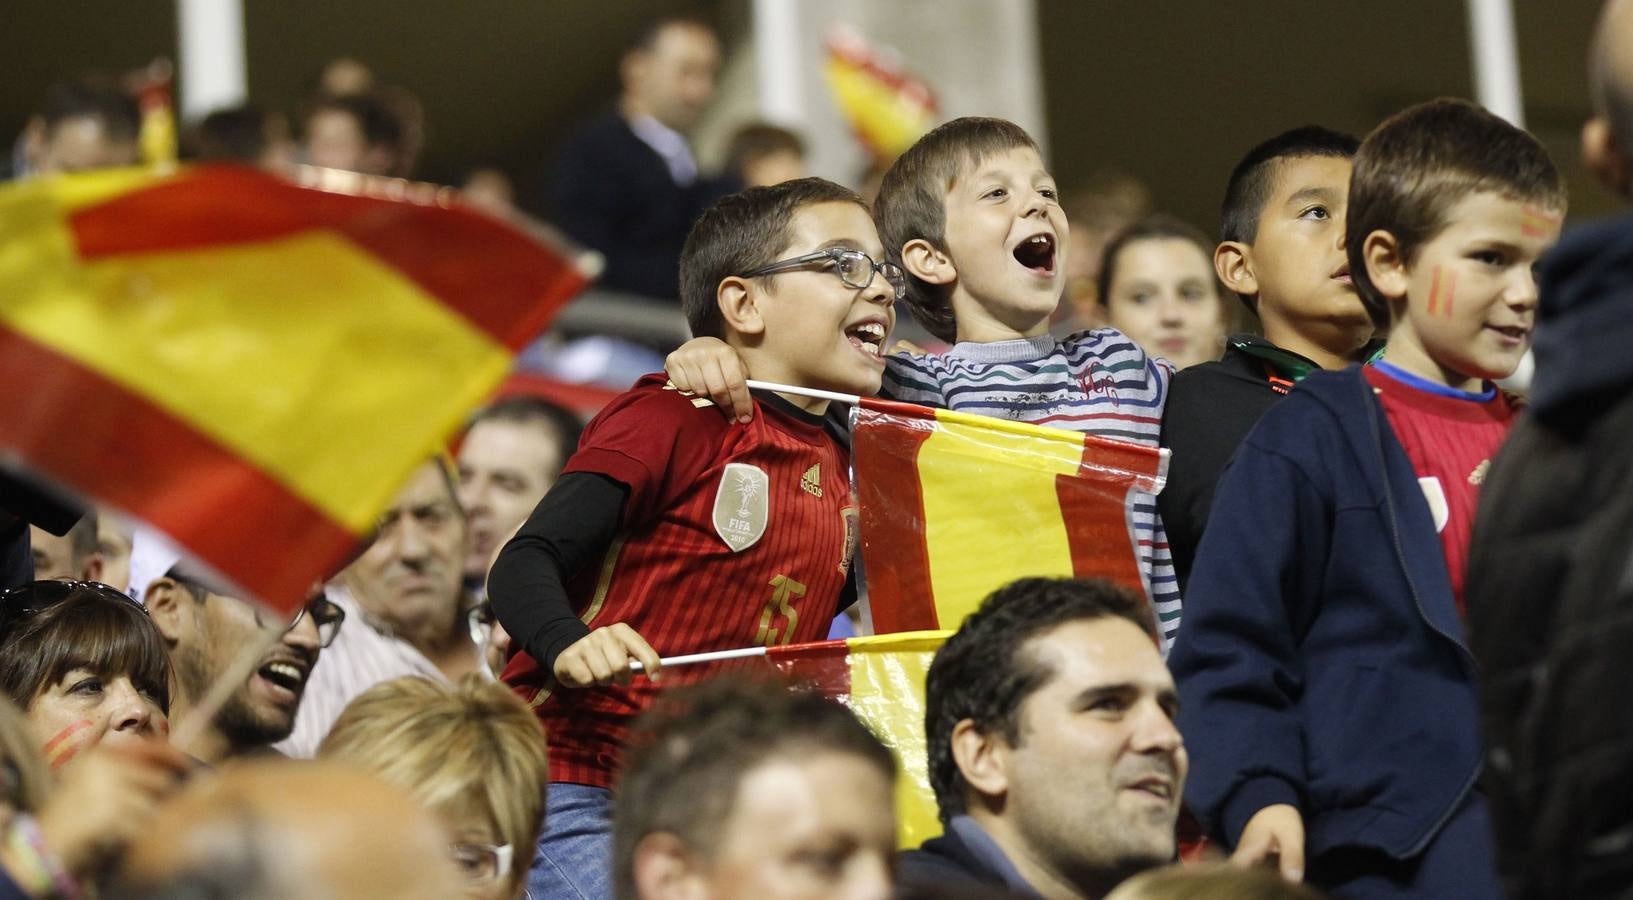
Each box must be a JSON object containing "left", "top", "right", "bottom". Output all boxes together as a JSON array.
[
  {"left": 318, "top": 675, "right": 548, "bottom": 887},
  {"left": 1105, "top": 864, "right": 1327, "bottom": 900}
]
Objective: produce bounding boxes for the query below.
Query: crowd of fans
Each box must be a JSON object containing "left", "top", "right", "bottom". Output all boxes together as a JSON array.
[{"left": 4, "top": 3, "right": 1633, "bottom": 900}]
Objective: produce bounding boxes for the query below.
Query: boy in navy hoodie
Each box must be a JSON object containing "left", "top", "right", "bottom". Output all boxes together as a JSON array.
[{"left": 1169, "top": 98, "right": 1565, "bottom": 898}]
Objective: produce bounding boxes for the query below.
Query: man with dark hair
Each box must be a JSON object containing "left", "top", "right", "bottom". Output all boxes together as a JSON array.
[
  {"left": 900, "top": 577, "right": 1186, "bottom": 899},
  {"left": 614, "top": 677, "right": 897, "bottom": 900},
  {"left": 133, "top": 530, "right": 344, "bottom": 764},
  {"left": 18, "top": 77, "right": 142, "bottom": 176},
  {"left": 1159, "top": 125, "right": 1374, "bottom": 593},
  {"left": 1470, "top": 2, "right": 1633, "bottom": 896},
  {"left": 28, "top": 512, "right": 100, "bottom": 582},
  {"left": 458, "top": 395, "right": 583, "bottom": 586},
  {"left": 548, "top": 15, "right": 729, "bottom": 300}
]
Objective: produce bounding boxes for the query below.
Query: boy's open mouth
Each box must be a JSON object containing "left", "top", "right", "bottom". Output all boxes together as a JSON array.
[
  {"left": 845, "top": 320, "right": 887, "bottom": 358},
  {"left": 1013, "top": 233, "right": 1057, "bottom": 275}
]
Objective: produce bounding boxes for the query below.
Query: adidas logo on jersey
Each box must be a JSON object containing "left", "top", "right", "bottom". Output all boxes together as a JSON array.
[{"left": 800, "top": 464, "right": 823, "bottom": 498}]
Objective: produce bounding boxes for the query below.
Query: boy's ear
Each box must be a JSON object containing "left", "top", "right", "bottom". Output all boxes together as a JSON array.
[
  {"left": 1583, "top": 116, "right": 1632, "bottom": 199},
  {"left": 143, "top": 578, "right": 193, "bottom": 645},
  {"left": 901, "top": 238, "right": 956, "bottom": 286},
  {"left": 950, "top": 718, "right": 1011, "bottom": 805},
  {"left": 716, "top": 276, "right": 764, "bottom": 337},
  {"left": 1362, "top": 229, "right": 1410, "bottom": 301},
  {"left": 1214, "top": 241, "right": 1257, "bottom": 299}
]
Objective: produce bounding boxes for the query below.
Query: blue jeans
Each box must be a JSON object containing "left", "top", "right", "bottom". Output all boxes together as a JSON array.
[{"left": 527, "top": 783, "right": 612, "bottom": 900}]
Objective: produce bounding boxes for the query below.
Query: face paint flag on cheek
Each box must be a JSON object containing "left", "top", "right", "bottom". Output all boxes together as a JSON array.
[{"left": 42, "top": 719, "right": 94, "bottom": 770}]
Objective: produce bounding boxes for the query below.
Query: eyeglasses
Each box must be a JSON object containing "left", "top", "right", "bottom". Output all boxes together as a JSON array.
[
  {"left": 253, "top": 594, "right": 346, "bottom": 648},
  {"left": 0, "top": 579, "right": 147, "bottom": 644},
  {"left": 450, "top": 842, "right": 513, "bottom": 882},
  {"left": 738, "top": 248, "right": 907, "bottom": 301}
]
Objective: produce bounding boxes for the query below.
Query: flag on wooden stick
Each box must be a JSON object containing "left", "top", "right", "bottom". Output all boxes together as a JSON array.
[
  {"left": 0, "top": 164, "right": 591, "bottom": 612},
  {"left": 851, "top": 398, "right": 1167, "bottom": 634}
]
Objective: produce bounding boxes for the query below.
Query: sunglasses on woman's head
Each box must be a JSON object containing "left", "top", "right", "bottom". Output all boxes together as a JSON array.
[{"left": 0, "top": 579, "right": 146, "bottom": 644}]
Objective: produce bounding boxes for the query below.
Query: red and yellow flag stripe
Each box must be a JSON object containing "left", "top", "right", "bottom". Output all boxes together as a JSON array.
[
  {"left": 769, "top": 631, "right": 950, "bottom": 848},
  {"left": 0, "top": 165, "right": 588, "bottom": 610},
  {"left": 853, "top": 398, "right": 1166, "bottom": 634}
]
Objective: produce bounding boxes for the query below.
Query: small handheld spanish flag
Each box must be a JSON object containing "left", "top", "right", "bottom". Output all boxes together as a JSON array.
[
  {"left": 852, "top": 398, "right": 1167, "bottom": 635},
  {"left": 768, "top": 631, "right": 949, "bottom": 848}
]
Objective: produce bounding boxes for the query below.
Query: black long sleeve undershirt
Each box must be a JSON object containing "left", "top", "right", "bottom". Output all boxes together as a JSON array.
[{"left": 487, "top": 471, "right": 629, "bottom": 675}]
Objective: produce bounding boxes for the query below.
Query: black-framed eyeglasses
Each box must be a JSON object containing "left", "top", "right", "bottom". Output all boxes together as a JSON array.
[
  {"left": 0, "top": 579, "right": 147, "bottom": 644},
  {"left": 739, "top": 248, "right": 907, "bottom": 301},
  {"left": 253, "top": 594, "right": 346, "bottom": 649}
]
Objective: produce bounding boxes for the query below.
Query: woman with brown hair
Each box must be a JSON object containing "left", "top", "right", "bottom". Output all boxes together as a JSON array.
[{"left": 0, "top": 580, "right": 170, "bottom": 769}]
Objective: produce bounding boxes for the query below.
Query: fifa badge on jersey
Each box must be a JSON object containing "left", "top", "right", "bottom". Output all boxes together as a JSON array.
[{"left": 714, "top": 463, "right": 770, "bottom": 552}]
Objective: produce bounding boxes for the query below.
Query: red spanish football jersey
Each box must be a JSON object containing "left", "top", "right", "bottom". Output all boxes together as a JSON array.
[
  {"left": 1365, "top": 364, "right": 1518, "bottom": 617},
  {"left": 503, "top": 375, "right": 857, "bottom": 787}
]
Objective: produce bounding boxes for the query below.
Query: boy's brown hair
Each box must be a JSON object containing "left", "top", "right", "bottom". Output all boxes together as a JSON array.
[
  {"left": 678, "top": 177, "right": 866, "bottom": 340},
  {"left": 1346, "top": 98, "right": 1566, "bottom": 328},
  {"left": 874, "top": 117, "right": 1040, "bottom": 343}
]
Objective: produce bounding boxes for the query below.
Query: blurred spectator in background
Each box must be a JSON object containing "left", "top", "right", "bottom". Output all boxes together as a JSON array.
[
  {"left": 0, "top": 580, "right": 169, "bottom": 768},
  {"left": 27, "top": 514, "right": 99, "bottom": 583},
  {"left": 319, "top": 675, "right": 550, "bottom": 900},
  {"left": 0, "top": 478, "right": 82, "bottom": 590},
  {"left": 1097, "top": 215, "right": 1229, "bottom": 370},
  {"left": 12, "top": 77, "right": 141, "bottom": 178},
  {"left": 0, "top": 696, "right": 189, "bottom": 898},
  {"left": 132, "top": 530, "right": 342, "bottom": 764},
  {"left": 300, "top": 91, "right": 403, "bottom": 176},
  {"left": 278, "top": 458, "right": 485, "bottom": 757},
  {"left": 462, "top": 166, "right": 518, "bottom": 218},
  {"left": 458, "top": 397, "right": 582, "bottom": 592},
  {"left": 1060, "top": 172, "right": 1154, "bottom": 333},
  {"left": 320, "top": 57, "right": 376, "bottom": 98},
  {"left": 93, "top": 510, "right": 132, "bottom": 593},
  {"left": 186, "top": 103, "right": 297, "bottom": 171},
  {"left": 614, "top": 677, "right": 897, "bottom": 900},
  {"left": 114, "top": 760, "right": 465, "bottom": 900},
  {"left": 549, "top": 15, "right": 727, "bottom": 301},
  {"left": 723, "top": 122, "right": 807, "bottom": 188}
]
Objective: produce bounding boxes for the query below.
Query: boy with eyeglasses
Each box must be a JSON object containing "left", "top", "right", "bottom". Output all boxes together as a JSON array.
[
  {"left": 489, "top": 177, "right": 896, "bottom": 900},
  {"left": 668, "top": 117, "right": 1182, "bottom": 646},
  {"left": 131, "top": 529, "right": 344, "bottom": 765}
]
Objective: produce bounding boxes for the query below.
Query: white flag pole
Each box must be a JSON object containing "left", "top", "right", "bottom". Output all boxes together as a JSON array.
[
  {"left": 744, "top": 380, "right": 861, "bottom": 406},
  {"left": 629, "top": 645, "right": 770, "bottom": 672}
]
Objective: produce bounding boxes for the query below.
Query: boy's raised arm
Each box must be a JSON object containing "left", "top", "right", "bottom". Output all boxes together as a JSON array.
[{"left": 664, "top": 337, "right": 755, "bottom": 423}]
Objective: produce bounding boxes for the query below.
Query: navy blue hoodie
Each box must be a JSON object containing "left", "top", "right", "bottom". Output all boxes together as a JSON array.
[{"left": 1170, "top": 366, "right": 1481, "bottom": 860}]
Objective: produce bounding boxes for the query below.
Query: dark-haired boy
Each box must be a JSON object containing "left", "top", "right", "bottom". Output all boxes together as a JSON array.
[
  {"left": 1170, "top": 99, "right": 1565, "bottom": 897},
  {"left": 1159, "top": 126, "right": 1376, "bottom": 592},
  {"left": 489, "top": 176, "right": 896, "bottom": 900},
  {"left": 615, "top": 677, "right": 897, "bottom": 900},
  {"left": 668, "top": 118, "right": 1182, "bottom": 646}
]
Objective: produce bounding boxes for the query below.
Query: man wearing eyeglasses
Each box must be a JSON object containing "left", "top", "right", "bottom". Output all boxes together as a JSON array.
[{"left": 129, "top": 530, "right": 343, "bottom": 765}]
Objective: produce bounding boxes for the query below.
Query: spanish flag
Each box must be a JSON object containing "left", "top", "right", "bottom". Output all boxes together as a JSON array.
[
  {"left": 824, "top": 26, "right": 938, "bottom": 162},
  {"left": 0, "top": 165, "right": 589, "bottom": 612},
  {"left": 852, "top": 398, "right": 1167, "bottom": 634},
  {"left": 768, "top": 631, "right": 949, "bottom": 848}
]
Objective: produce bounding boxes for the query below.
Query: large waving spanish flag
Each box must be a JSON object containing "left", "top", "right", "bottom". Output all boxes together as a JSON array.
[
  {"left": 768, "top": 631, "right": 949, "bottom": 848},
  {"left": 0, "top": 165, "right": 589, "bottom": 612},
  {"left": 853, "top": 398, "right": 1167, "bottom": 634}
]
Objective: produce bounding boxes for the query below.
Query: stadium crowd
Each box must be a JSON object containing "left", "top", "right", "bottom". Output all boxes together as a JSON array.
[{"left": 3, "top": 4, "right": 1633, "bottom": 899}]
